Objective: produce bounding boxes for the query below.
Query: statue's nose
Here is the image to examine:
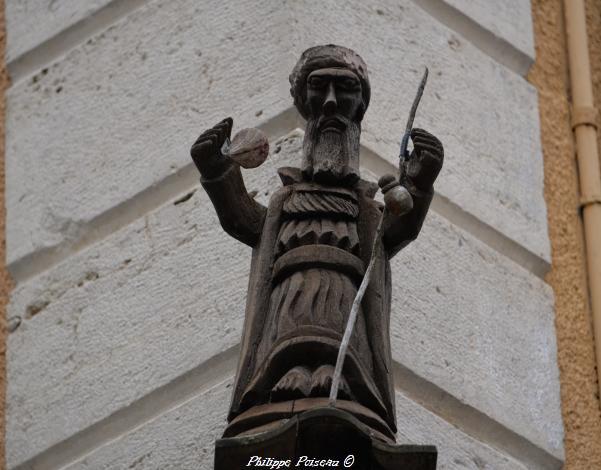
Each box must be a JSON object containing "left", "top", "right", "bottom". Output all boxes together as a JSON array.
[{"left": 323, "top": 82, "right": 337, "bottom": 116}]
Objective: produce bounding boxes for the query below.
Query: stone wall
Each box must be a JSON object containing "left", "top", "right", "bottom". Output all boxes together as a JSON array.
[
  {"left": 0, "top": 2, "right": 11, "bottom": 469},
  {"left": 4, "top": 1, "right": 564, "bottom": 469}
]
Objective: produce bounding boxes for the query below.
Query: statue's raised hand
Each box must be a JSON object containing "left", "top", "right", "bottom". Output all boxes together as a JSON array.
[
  {"left": 401, "top": 128, "right": 444, "bottom": 192},
  {"left": 190, "top": 117, "right": 233, "bottom": 179}
]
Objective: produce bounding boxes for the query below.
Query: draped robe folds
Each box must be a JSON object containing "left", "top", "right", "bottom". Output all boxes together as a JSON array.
[
  {"left": 200, "top": 163, "right": 432, "bottom": 434},
  {"left": 254, "top": 185, "right": 373, "bottom": 372}
]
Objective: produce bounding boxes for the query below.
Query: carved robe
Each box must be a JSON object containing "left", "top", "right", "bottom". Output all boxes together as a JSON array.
[{"left": 201, "top": 162, "right": 432, "bottom": 435}]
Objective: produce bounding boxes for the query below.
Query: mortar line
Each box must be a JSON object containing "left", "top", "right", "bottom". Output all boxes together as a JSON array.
[
  {"left": 7, "top": 0, "right": 150, "bottom": 84},
  {"left": 392, "top": 361, "right": 562, "bottom": 469},
  {"left": 11, "top": 345, "right": 239, "bottom": 470},
  {"left": 411, "top": 0, "right": 533, "bottom": 77},
  {"left": 7, "top": 107, "right": 301, "bottom": 284},
  {"left": 431, "top": 192, "right": 551, "bottom": 278}
]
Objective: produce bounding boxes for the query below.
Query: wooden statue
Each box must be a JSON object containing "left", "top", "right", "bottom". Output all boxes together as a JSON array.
[{"left": 190, "top": 45, "right": 443, "bottom": 469}]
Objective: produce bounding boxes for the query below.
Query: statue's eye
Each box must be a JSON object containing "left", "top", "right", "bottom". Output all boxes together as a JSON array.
[
  {"left": 339, "top": 78, "right": 360, "bottom": 91},
  {"left": 308, "top": 77, "right": 326, "bottom": 89}
]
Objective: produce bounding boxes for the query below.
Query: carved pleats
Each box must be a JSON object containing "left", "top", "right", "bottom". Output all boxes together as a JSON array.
[{"left": 253, "top": 185, "right": 374, "bottom": 383}]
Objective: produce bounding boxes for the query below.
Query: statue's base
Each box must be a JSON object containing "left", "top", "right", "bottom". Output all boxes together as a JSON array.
[
  {"left": 215, "top": 407, "right": 437, "bottom": 470},
  {"left": 224, "top": 398, "right": 396, "bottom": 442}
]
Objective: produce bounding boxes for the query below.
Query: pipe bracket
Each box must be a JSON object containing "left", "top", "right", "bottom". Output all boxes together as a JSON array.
[
  {"left": 571, "top": 105, "right": 598, "bottom": 129},
  {"left": 580, "top": 193, "right": 601, "bottom": 208}
]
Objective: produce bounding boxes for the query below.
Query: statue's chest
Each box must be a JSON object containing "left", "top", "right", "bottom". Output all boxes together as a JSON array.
[{"left": 275, "top": 184, "right": 360, "bottom": 258}]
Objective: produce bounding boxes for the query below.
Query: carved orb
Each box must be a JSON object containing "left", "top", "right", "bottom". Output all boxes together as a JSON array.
[{"left": 228, "top": 128, "right": 269, "bottom": 169}]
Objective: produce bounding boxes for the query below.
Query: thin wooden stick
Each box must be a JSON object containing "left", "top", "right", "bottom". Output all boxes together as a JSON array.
[
  {"left": 399, "top": 67, "right": 429, "bottom": 163},
  {"left": 329, "top": 208, "right": 386, "bottom": 405},
  {"left": 328, "top": 66, "right": 429, "bottom": 407}
]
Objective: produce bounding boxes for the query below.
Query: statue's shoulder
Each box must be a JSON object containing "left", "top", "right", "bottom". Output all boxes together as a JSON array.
[{"left": 260, "top": 168, "right": 296, "bottom": 212}]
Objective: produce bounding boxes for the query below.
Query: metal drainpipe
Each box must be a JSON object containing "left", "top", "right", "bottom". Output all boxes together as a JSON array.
[{"left": 564, "top": 0, "right": 601, "bottom": 404}]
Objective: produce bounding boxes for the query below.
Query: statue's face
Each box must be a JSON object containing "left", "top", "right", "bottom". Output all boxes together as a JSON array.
[
  {"left": 302, "top": 67, "right": 363, "bottom": 185},
  {"left": 306, "top": 68, "right": 363, "bottom": 122}
]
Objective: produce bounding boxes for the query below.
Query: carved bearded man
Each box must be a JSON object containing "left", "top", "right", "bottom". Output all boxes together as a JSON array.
[{"left": 190, "top": 45, "right": 443, "bottom": 442}]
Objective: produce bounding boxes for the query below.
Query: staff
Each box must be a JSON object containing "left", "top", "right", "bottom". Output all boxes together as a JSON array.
[{"left": 329, "top": 67, "right": 430, "bottom": 406}]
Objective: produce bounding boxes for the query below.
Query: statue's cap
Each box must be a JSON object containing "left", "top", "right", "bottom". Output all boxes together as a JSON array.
[{"left": 289, "top": 44, "right": 370, "bottom": 121}]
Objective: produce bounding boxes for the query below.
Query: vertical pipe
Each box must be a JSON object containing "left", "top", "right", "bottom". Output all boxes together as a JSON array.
[{"left": 563, "top": 0, "right": 601, "bottom": 404}]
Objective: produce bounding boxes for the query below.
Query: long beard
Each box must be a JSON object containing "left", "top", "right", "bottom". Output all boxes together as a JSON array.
[{"left": 302, "top": 118, "right": 361, "bottom": 185}]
